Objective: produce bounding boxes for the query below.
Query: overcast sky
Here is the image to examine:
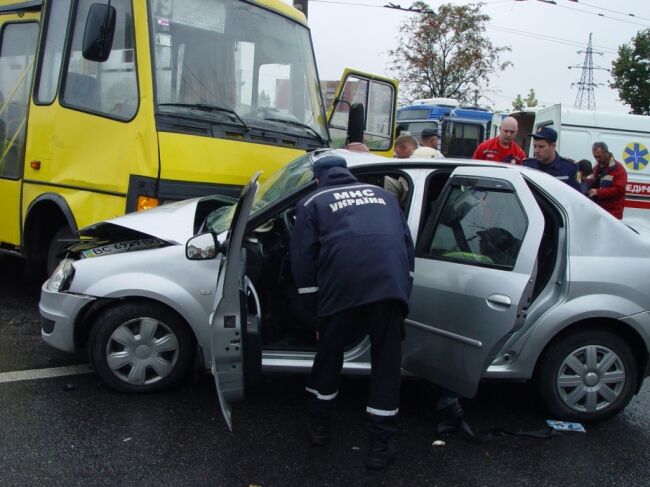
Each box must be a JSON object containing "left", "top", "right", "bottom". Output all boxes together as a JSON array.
[{"left": 283, "top": 0, "right": 650, "bottom": 113}]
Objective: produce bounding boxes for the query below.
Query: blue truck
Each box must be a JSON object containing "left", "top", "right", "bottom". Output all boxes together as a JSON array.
[{"left": 396, "top": 98, "right": 496, "bottom": 158}]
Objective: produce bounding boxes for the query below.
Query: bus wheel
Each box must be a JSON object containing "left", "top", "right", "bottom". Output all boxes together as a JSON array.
[{"left": 46, "top": 226, "right": 74, "bottom": 277}]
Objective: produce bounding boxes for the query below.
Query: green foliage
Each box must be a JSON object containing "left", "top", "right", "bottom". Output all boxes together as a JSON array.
[
  {"left": 610, "top": 30, "right": 650, "bottom": 115},
  {"left": 525, "top": 88, "right": 538, "bottom": 107},
  {"left": 512, "top": 94, "right": 525, "bottom": 111},
  {"left": 511, "top": 89, "right": 537, "bottom": 111},
  {"left": 388, "top": 2, "right": 511, "bottom": 104}
]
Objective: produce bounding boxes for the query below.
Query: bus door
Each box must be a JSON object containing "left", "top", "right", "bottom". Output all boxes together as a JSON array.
[
  {"left": 327, "top": 69, "right": 398, "bottom": 156},
  {"left": 0, "top": 11, "right": 39, "bottom": 246}
]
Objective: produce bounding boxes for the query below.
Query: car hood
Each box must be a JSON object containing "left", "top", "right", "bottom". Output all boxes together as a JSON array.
[{"left": 81, "top": 197, "right": 203, "bottom": 244}]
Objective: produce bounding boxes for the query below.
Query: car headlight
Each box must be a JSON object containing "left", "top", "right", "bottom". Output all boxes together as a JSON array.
[{"left": 46, "top": 258, "right": 75, "bottom": 292}]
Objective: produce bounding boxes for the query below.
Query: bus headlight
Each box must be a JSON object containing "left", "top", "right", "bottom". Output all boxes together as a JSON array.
[{"left": 47, "top": 258, "right": 75, "bottom": 292}]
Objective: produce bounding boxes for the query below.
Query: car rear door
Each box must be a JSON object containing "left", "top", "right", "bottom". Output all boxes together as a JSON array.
[
  {"left": 403, "top": 166, "right": 544, "bottom": 398},
  {"left": 209, "top": 172, "right": 260, "bottom": 430},
  {"left": 327, "top": 69, "right": 398, "bottom": 156}
]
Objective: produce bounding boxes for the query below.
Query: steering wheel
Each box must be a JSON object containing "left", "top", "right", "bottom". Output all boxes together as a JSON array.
[{"left": 282, "top": 208, "right": 296, "bottom": 237}]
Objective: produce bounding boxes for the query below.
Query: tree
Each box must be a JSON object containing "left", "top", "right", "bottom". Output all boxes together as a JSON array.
[
  {"left": 512, "top": 88, "right": 538, "bottom": 111},
  {"left": 512, "top": 94, "right": 525, "bottom": 111},
  {"left": 610, "top": 29, "right": 650, "bottom": 115},
  {"left": 258, "top": 90, "right": 271, "bottom": 107},
  {"left": 524, "top": 88, "right": 538, "bottom": 108},
  {"left": 388, "top": 2, "right": 511, "bottom": 105}
]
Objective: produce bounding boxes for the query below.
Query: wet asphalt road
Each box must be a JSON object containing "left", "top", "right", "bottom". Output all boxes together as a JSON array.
[{"left": 1, "top": 255, "right": 650, "bottom": 486}]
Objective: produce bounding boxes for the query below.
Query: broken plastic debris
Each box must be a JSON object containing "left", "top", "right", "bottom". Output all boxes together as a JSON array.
[
  {"left": 432, "top": 440, "right": 446, "bottom": 446},
  {"left": 545, "top": 420, "right": 586, "bottom": 433},
  {"left": 352, "top": 446, "right": 360, "bottom": 451},
  {"left": 123, "top": 437, "right": 132, "bottom": 442}
]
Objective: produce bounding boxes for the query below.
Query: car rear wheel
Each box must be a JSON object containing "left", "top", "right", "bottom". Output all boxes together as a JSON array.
[
  {"left": 536, "top": 329, "right": 637, "bottom": 423},
  {"left": 89, "top": 302, "right": 194, "bottom": 393}
]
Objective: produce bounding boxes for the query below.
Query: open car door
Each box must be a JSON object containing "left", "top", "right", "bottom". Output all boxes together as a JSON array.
[
  {"left": 209, "top": 172, "right": 261, "bottom": 430},
  {"left": 403, "top": 166, "right": 544, "bottom": 398},
  {"left": 327, "top": 69, "right": 398, "bottom": 157}
]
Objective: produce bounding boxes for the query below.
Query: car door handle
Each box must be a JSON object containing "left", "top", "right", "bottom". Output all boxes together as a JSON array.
[{"left": 486, "top": 294, "right": 512, "bottom": 309}]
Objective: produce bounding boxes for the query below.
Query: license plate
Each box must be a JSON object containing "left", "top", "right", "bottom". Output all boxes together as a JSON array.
[{"left": 81, "top": 238, "right": 166, "bottom": 258}]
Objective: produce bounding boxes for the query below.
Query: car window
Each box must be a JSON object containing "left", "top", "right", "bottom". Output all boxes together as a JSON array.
[{"left": 422, "top": 182, "right": 527, "bottom": 270}]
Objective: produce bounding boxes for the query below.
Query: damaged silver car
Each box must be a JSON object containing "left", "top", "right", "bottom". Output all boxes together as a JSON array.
[{"left": 40, "top": 150, "right": 650, "bottom": 427}]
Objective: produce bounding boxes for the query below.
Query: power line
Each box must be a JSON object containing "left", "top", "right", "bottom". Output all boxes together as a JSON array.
[
  {"left": 488, "top": 24, "right": 618, "bottom": 54},
  {"left": 570, "top": 0, "right": 650, "bottom": 23},
  {"left": 553, "top": 3, "right": 650, "bottom": 28}
]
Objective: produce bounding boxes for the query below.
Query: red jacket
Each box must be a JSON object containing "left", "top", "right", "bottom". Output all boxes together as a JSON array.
[{"left": 591, "top": 157, "right": 627, "bottom": 219}]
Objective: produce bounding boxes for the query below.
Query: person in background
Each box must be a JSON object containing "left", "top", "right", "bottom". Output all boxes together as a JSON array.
[
  {"left": 393, "top": 134, "right": 418, "bottom": 159},
  {"left": 291, "top": 155, "right": 414, "bottom": 470},
  {"left": 588, "top": 141, "right": 627, "bottom": 219},
  {"left": 415, "top": 128, "right": 444, "bottom": 158},
  {"left": 522, "top": 127, "right": 580, "bottom": 191},
  {"left": 576, "top": 159, "right": 593, "bottom": 195},
  {"left": 472, "top": 116, "right": 526, "bottom": 164}
]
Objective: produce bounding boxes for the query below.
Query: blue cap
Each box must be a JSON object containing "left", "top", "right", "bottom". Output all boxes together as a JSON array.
[
  {"left": 312, "top": 155, "right": 347, "bottom": 180},
  {"left": 531, "top": 126, "right": 558, "bottom": 142}
]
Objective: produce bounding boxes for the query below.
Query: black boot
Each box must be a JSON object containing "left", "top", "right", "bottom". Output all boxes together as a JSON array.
[
  {"left": 436, "top": 399, "right": 464, "bottom": 435},
  {"left": 308, "top": 416, "right": 330, "bottom": 446},
  {"left": 366, "top": 414, "right": 398, "bottom": 470}
]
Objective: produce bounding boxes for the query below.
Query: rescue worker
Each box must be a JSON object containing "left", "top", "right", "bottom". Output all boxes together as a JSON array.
[
  {"left": 522, "top": 127, "right": 580, "bottom": 191},
  {"left": 291, "top": 155, "right": 415, "bottom": 470},
  {"left": 472, "top": 116, "right": 526, "bottom": 164},
  {"left": 587, "top": 141, "right": 627, "bottom": 219}
]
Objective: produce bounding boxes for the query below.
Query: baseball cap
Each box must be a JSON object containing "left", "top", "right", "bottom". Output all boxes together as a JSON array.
[
  {"left": 530, "top": 126, "right": 558, "bottom": 143},
  {"left": 312, "top": 155, "right": 347, "bottom": 179},
  {"left": 421, "top": 128, "right": 437, "bottom": 138}
]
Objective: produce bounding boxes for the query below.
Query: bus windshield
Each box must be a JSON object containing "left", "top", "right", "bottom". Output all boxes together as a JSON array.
[{"left": 149, "top": 0, "right": 327, "bottom": 142}]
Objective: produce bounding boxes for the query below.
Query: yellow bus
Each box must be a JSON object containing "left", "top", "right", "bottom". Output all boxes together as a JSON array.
[{"left": 0, "top": 0, "right": 397, "bottom": 276}]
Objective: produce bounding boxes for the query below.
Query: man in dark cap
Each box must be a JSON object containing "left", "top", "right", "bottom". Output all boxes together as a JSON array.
[
  {"left": 291, "top": 154, "right": 414, "bottom": 470},
  {"left": 417, "top": 128, "right": 444, "bottom": 158},
  {"left": 523, "top": 127, "right": 580, "bottom": 191}
]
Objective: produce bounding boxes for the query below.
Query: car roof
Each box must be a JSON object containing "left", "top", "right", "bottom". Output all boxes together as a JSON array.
[{"left": 323, "top": 149, "right": 650, "bottom": 257}]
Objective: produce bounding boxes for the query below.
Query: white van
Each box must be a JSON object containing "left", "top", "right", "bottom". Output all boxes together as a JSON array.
[{"left": 504, "top": 105, "right": 650, "bottom": 229}]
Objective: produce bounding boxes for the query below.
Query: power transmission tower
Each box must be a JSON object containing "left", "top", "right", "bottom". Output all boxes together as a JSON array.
[{"left": 568, "top": 33, "right": 607, "bottom": 110}]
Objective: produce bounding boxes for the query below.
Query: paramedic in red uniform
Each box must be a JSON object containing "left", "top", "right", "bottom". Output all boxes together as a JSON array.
[
  {"left": 472, "top": 116, "right": 526, "bottom": 164},
  {"left": 588, "top": 141, "right": 627, "bottom": 219},
  {"left": 291, "top": 155, "right": 414, "bottom": 470}
]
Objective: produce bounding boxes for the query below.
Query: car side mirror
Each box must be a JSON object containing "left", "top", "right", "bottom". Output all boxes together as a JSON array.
[
  {"left": 186, "top": 233, "right": 219, "bottom": 260},
  {"left": 82, "top": 3, "right": 117, "bottom": 62}
]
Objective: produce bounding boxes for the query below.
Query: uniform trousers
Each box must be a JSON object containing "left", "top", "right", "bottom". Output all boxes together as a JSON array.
[{"left": 306, "top": 299, "right": 405, "bottom": 424}]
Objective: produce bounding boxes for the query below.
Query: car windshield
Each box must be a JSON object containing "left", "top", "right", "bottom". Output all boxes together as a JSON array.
[
  {"left": 204, "top": 154, "right": 314, "bottom": 233},
  {"left": 149, "top": 0, "right": 327, "bottom": 143}
]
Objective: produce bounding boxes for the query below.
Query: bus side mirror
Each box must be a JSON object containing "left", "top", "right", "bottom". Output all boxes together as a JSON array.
[
  {"left": 347, "top": 102, "right": 365, "bottom": 144},
  {"left": 82, "top": 3, "right": 117, "bottom": 62}
]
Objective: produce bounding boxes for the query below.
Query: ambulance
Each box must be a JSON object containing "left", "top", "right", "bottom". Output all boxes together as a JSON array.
[{"left": 506, "top": 105, "right": 650, "bottom": 230}]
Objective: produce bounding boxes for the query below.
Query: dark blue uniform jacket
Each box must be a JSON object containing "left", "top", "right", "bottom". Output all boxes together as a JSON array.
[
  {"left": 290, "top": 167, "right": 415, "bottom": 318},
  {"left": 523, "top": 154, "right": 580, "bottom": 191}
]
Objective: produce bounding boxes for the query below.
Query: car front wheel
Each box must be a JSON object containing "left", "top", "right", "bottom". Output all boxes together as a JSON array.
[
  {"left": 89, "top": 302, "right": 194, "bottom": 393},
  {"left": 536, "top": 329, "right": 637, "bottom": 423}
]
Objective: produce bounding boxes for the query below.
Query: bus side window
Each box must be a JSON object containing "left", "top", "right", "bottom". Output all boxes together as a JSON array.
[{"left": 61, "top": 0, "right": 138, "bottom": 120}]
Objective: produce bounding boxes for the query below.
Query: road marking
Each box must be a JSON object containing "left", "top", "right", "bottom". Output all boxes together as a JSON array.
[{"left": 0, "top": 364, "right": 93, "bottom": 384}]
